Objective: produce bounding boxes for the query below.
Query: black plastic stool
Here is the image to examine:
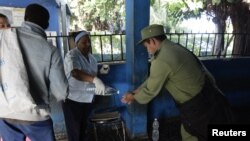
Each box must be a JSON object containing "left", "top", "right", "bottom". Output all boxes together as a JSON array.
[{"left": 90, "top": 111, "right": 126, "bottom": 141}]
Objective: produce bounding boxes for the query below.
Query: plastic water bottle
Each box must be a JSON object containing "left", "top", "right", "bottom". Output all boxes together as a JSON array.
[
  {"left": 85, "top": 84, "right": 119, "bottom": 96},
  {"left": 152, "top": 118, "right": 159, "bottom": 141},
  {"left": 104, "top": 85, "right": 120, "bottom": 95}
]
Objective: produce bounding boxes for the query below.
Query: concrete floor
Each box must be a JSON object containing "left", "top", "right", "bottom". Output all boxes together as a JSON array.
[
  {"left": 2, "top": 105, "right": 248, "bottom": 141},
  {"left": 55, "top": 117, "right": 181, "bottom": 141},
  {"left": 55, "top": 105, "right": 250, "bottom": 141}
]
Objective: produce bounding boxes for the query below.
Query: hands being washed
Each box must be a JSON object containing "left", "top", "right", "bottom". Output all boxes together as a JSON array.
[
  {"left": 93, "top": 77, "right": 105, "bottom": 95},
  {"left": 121, "top": 92, "right": 135, "bottom": 105}
]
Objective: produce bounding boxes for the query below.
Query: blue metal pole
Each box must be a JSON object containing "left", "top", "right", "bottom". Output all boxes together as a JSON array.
[{"left": 125, "top": 0, "right": 150, "bottom": 139}]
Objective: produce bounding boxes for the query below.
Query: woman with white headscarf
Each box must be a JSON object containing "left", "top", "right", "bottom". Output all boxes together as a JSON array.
[{"left": 63, "top": 30, "right": 105, "bottom": 141}]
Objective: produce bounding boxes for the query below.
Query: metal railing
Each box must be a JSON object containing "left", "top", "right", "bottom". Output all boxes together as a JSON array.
[
  {"left": 90, "top": 33, "right": 126, "bottom": 63},
  {"left": 47, "top": 32, "right": 248, "bottom": 62},
  {"left": 166, "top": 32, "right": 236, "bottom": 58}
]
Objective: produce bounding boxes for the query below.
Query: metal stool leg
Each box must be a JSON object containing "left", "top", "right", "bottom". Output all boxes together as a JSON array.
[
  {"left": 90, "top": 111, "right": 125, "bottom": 141},
  {"left": 121, "top": 121, "right": 126, "bottom": 141},
  {"left": 93, "top": 123, "right": 98, "bottom": 141}
]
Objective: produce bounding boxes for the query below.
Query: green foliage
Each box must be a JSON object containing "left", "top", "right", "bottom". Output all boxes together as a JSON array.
[
  {"left": 71, "top": 0, "right": 125, "bottom": 33},
  {"left": 150, "top": 0, "right": 156, "bottom": 5},
  {"left": 70, "top": 13, "right": 78, "bottom": 24},
  {"left": 226, "top": 0, "right": 238, "bottom": 3},
  {"left": 212, "top": 0, "right": 221, "bottom": 5},
  {"left": 150, "top": 0, "right": 205, "bottom": 32}
]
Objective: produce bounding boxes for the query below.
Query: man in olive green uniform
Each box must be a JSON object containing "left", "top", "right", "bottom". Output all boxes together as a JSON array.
[{"left": 121, "top": 24, "right": 234, "bottom": 141}]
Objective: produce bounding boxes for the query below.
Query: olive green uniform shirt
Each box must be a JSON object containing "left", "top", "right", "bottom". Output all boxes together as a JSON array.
[{"left": 134, "top": 39, "right": 205, "bottom": 104}]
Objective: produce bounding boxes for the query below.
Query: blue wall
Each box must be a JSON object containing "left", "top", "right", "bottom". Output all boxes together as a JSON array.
[
  {"left": 0, "top": 0, "right": 62, "bottom": 52},
  {"left": 95, "top": 57, "right": 250, "bottom": 139},
  {"left": 124, "top": 0, "right": 150, "bottom": 138},
  {"left": 0, "top": 0, "right": 60, "bottom": 32},
  {"left": 97, "top": 58, "right": 250, "bottom": 120},
  {"left": 203, "top": 58, "right": 250, "bottom": 106}
]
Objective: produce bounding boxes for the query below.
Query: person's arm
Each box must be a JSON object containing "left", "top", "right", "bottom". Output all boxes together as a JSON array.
[
  {"left": 134, "top": 60, "right": 171, "bottom": 104},
  {"left": 121, "top": 79, "right": 147, "bottom": 104},
  {"left": 71, "top": 69, "right": 94, "bottom": 82},
  {"left": 121, "top": 91, "right": 135, "bottom": 105},
  {"left": 49, "top": 49, "right": 69, "bottom": 101},
  {"left": 122, "top": 60, "right": 171, "bottom": 105},
  {"left": 66, "top": 55, "right": 105, "bottom": 95},
  {"left": 133, "top": 80, "right": 148, "bottom": 93}
]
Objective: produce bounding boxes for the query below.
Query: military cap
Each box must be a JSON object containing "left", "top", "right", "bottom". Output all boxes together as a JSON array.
[{"left": 138, "top": 24, "right": 165, "bottom": 44}]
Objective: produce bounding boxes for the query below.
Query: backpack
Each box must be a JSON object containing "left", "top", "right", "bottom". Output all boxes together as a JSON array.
[{"left": 0, "top": 28, "right": 36, "bottom": 117}]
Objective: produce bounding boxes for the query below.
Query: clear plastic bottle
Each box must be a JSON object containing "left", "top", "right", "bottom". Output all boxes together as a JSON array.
[
  {"left": 152, "top": 118, "right": 159, "bottom": 141},
  {"left": 85, "top": 84, "right": 119, "bottom": 96},
  {"left": 104, "top": 85, "right": 120, "bottom": 95}
]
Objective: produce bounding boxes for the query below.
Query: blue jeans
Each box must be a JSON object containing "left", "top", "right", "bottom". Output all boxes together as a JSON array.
[{"left": 0, "top": 118, "right": 55, "bottom": 141}]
